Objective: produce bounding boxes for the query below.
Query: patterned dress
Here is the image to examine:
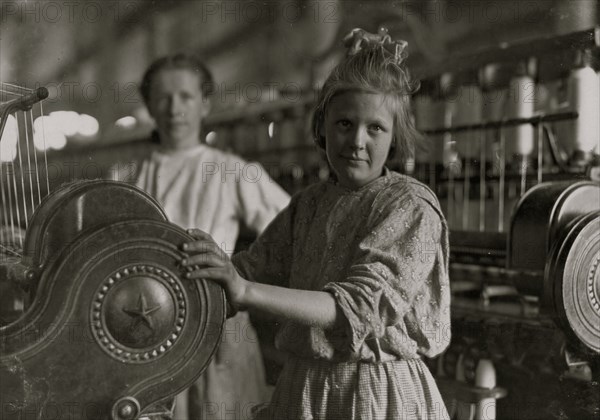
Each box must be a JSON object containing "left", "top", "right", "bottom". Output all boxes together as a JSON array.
[{"left": 232, "top": 170, "right": 451, "bottom": 420}]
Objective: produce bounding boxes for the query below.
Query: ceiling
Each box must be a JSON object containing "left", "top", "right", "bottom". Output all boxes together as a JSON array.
[{"left": 1, "top": 0, "right": 597, "bottom": 145}]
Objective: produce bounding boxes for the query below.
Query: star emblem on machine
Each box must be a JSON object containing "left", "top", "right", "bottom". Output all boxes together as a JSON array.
[{"left": 123, "top": 293, "right": 161, "bottom": 332}]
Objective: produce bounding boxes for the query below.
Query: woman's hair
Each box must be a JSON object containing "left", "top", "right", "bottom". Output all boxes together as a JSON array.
[
  {"left": 311, "top": 38, "right": 422, "bottom": 172},
  {"left": 140, "top": 53, "right": 215, "bottom": 105}
]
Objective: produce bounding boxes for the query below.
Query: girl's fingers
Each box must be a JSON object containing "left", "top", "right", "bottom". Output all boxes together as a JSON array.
[
  {"left": 186, "top": 228, "right": 211, "bottom": 240},
  {"left": 181, "top": 229, "right": 214, "bottom": 251},
  {"left": 185, "top": 267, "right": 225, "bottom": 280},
  {"left": 182, "top": 253, "right": 226, "bottom": 268},
  {"left": 181, "top": 239, "right": 221, "bottom": 254}
]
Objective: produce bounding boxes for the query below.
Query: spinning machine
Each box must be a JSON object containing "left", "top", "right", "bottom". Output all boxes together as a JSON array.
[
  {"left": 0, "top": 85, "right": 226, "bottom": 419},
  {"left": 413, "top": 28, "right": 600, "bottom": 420}
]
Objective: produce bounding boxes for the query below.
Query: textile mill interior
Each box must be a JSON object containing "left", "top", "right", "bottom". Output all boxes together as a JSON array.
[{"left": 1, "top": 1, "right": 599, "bottom": 419}]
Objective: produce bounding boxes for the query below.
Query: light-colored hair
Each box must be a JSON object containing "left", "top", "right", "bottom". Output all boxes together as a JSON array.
[{"left": 311, "top": 44, "right": 422, "bottom": 172}]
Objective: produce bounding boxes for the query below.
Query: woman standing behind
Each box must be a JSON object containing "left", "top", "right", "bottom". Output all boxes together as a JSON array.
[
  {"left": 182, "top": 31, "right": 451, "bottom": 420},
  {"left": 113, "top": 54, "right": 290, "bottom": 420}
]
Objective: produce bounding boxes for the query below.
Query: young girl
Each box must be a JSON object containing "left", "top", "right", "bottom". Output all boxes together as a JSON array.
[{"left": 181, "top": 29, "right": 451, "bottom": 420}]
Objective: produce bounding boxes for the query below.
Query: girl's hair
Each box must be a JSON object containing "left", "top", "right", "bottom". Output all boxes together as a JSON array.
[
  {"left": 311, "top": 42, "right": 422, "bottom": 172},
  {"left": 140, "top": 53, "right": 215, "bottom": 105}
]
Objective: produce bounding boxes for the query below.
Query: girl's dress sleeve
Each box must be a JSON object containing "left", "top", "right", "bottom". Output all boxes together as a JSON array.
[
  {"left": 231, "top": 195, "right": 296, "bottom": 288},
  {"left": 323, "top": 190, "right": 451, "bottom": 359}
]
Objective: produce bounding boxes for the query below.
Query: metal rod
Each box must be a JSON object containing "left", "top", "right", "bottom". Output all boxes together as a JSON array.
[
  {"left": 537, "top": 124, "right": 543, "bottom": 184},
  {"left": 463, "top": 156, "right": 470, "bottom": 230},
  {"left": 413, "top": 26, "right": 599, "bottom": 81},
  {"left": 39, "top": 102, "right": 50, "bottom": 195},
  {"left": 8, "top": 161, "right": 21, "bottom": 248},
  {"left": 422, "top": 111, "right": 578, "bottom": 136},
  {"left": 479, "top": 133, "right": 486, "bottom": 232},
  {"left": 520, "top": 155, "right": 527, "bottom": 197},
  {"left": 23, "top": 110, "right": 35, "bottom": 217},
  {"left": 448, "top": 162, "right": 455, "bottom": 230},
  {"left": 498, "top": 129, "right": 506, "bottom": 232},
  {"left": 29, "top": 110, "right": 43, "bottom": 205},
  {"left": 0, "top": 166, "right": 6, "bottom": 245},
  {"left": 0, "top": 242, "right": 22, "bottom": 258},
  {"left": 15, "top": 113, "right": 28, "bottom": 232},
  {"left": 0, "top": 87, "right": 48, "bottom": 121}
]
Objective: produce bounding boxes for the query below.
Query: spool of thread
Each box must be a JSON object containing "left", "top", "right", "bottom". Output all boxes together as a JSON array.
[
  {"left": 413, "top": 76, "right": 455, "bottom": 166},
  {"left": 479, "top": 64, "right": 512, "bottom": 231},
  {"left": 454, "top": 75, "right": 484, "bottom": 231},
  {"left": 440, "top": 73, "right": 459, "bottom": 170},
  {"left": 415, "top": 93, "right": 458, "bottom": 226},
  {"left": 568, "top": 50, "right": 600, "bottom": 165},
  {"left": 479, "top": 64, "right": 509, "bottom": 167},
  {"left": 474, "top": 359, "right": 497, "bottom": 420},
  {"left": 454, "top": 75, "right": 483, "bottom": 162},
  {"left": 505, "top": 61, "right": 536, "bottom": 160}
]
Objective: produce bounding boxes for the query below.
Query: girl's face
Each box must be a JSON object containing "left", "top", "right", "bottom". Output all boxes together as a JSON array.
[
  {"left": 148, "top": 68, "right": 210, "bottom": 150},
  {"left": 323, "top": 91, "right": 395, "bottom": 189}
]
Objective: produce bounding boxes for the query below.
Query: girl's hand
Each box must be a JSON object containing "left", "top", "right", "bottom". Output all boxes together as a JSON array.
[
  {"left": 180, "top": 228, "right": 249, "bottom": 309},
  {"left": 181, "top": 230, "right": 339, "bottom": 329}
]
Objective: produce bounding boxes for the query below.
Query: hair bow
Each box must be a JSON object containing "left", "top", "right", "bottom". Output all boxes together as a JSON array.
[{"left": 343, "top": 27, "right": 408, "bottom": 64}]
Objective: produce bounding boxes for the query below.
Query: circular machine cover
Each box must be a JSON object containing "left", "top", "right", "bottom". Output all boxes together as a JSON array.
[
  {"left": 547, "top": 212, "right": 600, "bottom": 354},
  {"left": 509, "top": 180, "right": 600, "bottom": 296},
  {"left": 0, "top": 181, "right": 226, "bottom": 419}
]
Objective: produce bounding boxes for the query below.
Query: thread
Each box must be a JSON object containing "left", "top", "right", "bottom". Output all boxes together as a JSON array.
[
  {"left": 568, "top": 50, "right": 600, "bottom": 163},
  {"left": 474, "top": 358, "right": 497, "bottom": 420},
  {"left": 506, "top": 62, "right": 536, "bottom": 158}
]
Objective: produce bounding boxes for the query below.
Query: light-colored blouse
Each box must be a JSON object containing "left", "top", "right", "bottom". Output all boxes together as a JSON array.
[{"left": 134, "top": 144, "right": 290, "bottom": 255}]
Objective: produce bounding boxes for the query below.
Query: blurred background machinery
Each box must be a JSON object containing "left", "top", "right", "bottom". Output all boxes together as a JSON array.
[{"left": 1, "top": 2, "right": 599, "bottom": 419}]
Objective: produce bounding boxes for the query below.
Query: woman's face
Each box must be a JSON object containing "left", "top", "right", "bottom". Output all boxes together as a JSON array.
[
  {"left": 323, "top": 91, "right": 395, "bottom": 189},
  {"left": 147, "top": 68, "right": 210, "bottom": 150}
]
